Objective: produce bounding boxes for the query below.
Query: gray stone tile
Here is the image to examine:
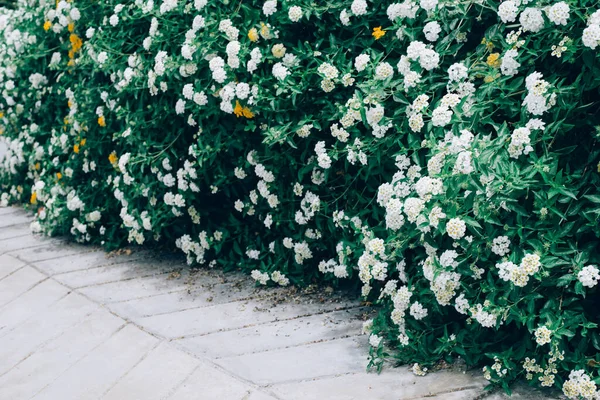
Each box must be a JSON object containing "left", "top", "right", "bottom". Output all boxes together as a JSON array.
[
  {"left": 0, "top": 223, "right": 30, "bottom": 240},
  {"left": 79, "top": 269, "right": 191, "bottom": 304},
  {"left": 0, "top": 212, "right": 32, "bottom": 228},
  {"left": 0, "top": 309, "right": 124, "bottom": 400},
  {"left": 0, "top": 254, "right": 25, "bottom": 280},
  {"left": 0, "top": 279, "right": 69, "bottom": 337},
  {"left": 135, "top": 297, "right": 356, "bottom": 339},
  {"left": 31, "top": 324, "right": 159, "bottom": 400},
  {"left": 269, "top": 369, "right": 488, "bottom": 400},
  {"left": 54, "top": 260, "right": 178, "bottom": 289},
  {"left": 107, "top": 275, "right": 269, "bottom": 319},
  {"left": 102, "top": 342, "right": 199, "bottom": 400},
  {"left": 247, "top": 391, "right": 280, "bottom": 400},
  {"left": 0, "top": 266, "right": 47, "bottom": 307},
  {"left": 0, "top": 206, "right": 22, "bottom": 216},
  {"left": 0, "top": 293, "right": 98, "bottom": 376},
  {"left": 33, "top": 249, "right": 146, "bottom": 275},
  {"left": 216, "top": 337, "right": 367, "bottom": 385},
  {"left": 174, "top": 308, "right": 364, "bottom": 359},
  {"left": 9, "top": 242, "right": 94, "bottom": 263},
  {"left": 167, "top": 362, "right": 253, "bottom": 400},
  {"left": 0, "top": 235, "right": 49, "bottom": 255}
]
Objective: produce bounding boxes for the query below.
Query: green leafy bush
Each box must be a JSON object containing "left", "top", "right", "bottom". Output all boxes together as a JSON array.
[{"left": 2, "top": 0, "right": 600, "bottom": 396}]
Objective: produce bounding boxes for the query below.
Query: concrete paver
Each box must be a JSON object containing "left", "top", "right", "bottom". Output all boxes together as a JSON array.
[{"left": 0, "top": 208, "right": 557, "bottom": 399}]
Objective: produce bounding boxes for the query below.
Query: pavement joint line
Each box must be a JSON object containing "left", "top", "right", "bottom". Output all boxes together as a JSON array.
[
  {"left": 0, "top": 275, "right": 50, "bottom": 310},
  {"left": 26, "top": 321, "right": 129, "bottom": 400},
  {"left": 0, "top": 232, "right": 31, "bottom": 242},
  {"left": 168, "top": 304, "right": 366, "bottom": 340},
  {"left": 97, "top": 334, "right": 164, "bottom": 399},
  {"left": 66, "top": 268, "right": 180, "bottom": 290},
  {"left": 50, "top": 256, "right": 159, "bottom": 277},
  {"left": 0, "top": 264, "right": 25, "bottom": 283},
  {"left": 0, "top": 243, "right": 51, "bottom": 256},
  {"left": 0, "top": 221, "right": 31, "bottom": 230},
  {"left": 160, "top": 362, "right": 201, "bottom": 400},
  {"left": 262, "top": 371, "right": 360, "bottom": 387},
  {"left": 205, "top": 332, "right": 364, "bottom": 360},
  {"left": 11, "top": 246, "right": 101, "bottom": 264},
  {"left": 101, "top": 287, "right": 194, "bottom": 305}
]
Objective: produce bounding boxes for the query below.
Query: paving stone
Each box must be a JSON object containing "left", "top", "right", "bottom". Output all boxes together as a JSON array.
[
  {"left": 0, "top": 254, "right": 25, "bottom": 280},
  {"left": 246, "top": 391, "right": 280, "bottom": 400},
  {"left": 0, "top": 266, "right": 46, "bottom": 307},
  {"left": 0, "top": 223, "right": 30, "bottom": 240},
  {"left": 0, "top": 292, "right": 98, "bottom": 376},
  {"left": 0, "top": 279, "right": 69, "bottom": 337},
  {"left": 107, "top": 276, "right": 270, "bottom": 319},
  {"left": 0, "top": 212, "right": 32, "bottom": 228},
  {"left": 174, "top": 308, "right": 364, "bottom": 359},
  {"left": 0, "top": 206, "right": 21, "bottom": 216},
  {"left": 31, "top": 324, "right": 159, "bottom": 400},
  {"left": 79, "top": 269, "right": 191, "bottom": 304},
  {"left": 34, "top": 249, "right": 145, "bottom": 275},
  {"left": 0, "top": 309, "right": 124, "bottom": 400},
  {"left": 0, "top": 235, "right": 50, "bottom": 255},
  {"left": 216, "top": 337, "right": 367, "bottom": 385},
  {"left": 135, "top": 297, "right": 357, "bottom": 339},
  {"left": 54, "top": 260, "right": 177, "bottom": 288},
  {"left": 167, "top": 362, "right": 253, "bottom": 400},
  {"left": 9, "top": 242, "right": 94, "bottom": 263},
  {"left": 269, "top": 369, "right": 488, "bottom": 400},
  {"left": 102, "top": 342, "right": 199, "bottom": 400}
]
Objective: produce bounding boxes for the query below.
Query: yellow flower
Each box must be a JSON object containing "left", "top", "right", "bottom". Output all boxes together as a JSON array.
[
  {"left": 597, "top": 161, "right": 600, "bottom": 173},
  {"left": 69, "top": 34, "right": 82, "bottom": 54},
  {"left": 242, "top": 107, "right": 254, "bottom": 119},
  {"left": 0, "top": 111, "right": 4, "bottom": 118},
  {"left": 67, "top": 100, "right": 73, "bottom": 108},
  {"left": 43, "top": 21, "right": 52, "bottom": 31},
  {"left": 34, "top": 162, "right": 40, "bottom": 170},
  {"left": 73, "top": 144, "right": 80, "bottom": 154},
  {"left": 248, "top": 28, "right": 259, "bottom": 42},
  {"left": 484, "top": 75, "right": 495, "bottom": 83},
  {"left": 372, "top": 26, "right": 385, "bottom": 40},
  {"left": 67, "top": 22, "right": 75, "bottom": 33},
  {"left": 97, "top": 115, "right": 106, "bottom": 127},
  {"left": 108, "top": 151, "right": 118, "bottom": 165},
  {"left": 233, "top": 101, "right": 244, "bottom": 117},
  {"left": 30, "top": 192, "right": 37, "bottom": 204},
  {"left": 486, "top": 53, "right": 500, "bottom": 68},
  {"left": 80, "top": 138, "right": 87, "bottom": 146},
  {"left": 56, "top": 172, "right": 62, "bottom": 180}
]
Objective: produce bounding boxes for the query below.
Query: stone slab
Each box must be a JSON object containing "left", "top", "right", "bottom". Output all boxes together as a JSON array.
[
  {"left": 216, "top": 337, "right": 367, "bottom": 385},
  {"left": 54, "top": 259, "right": 181, "bottom": 289},
  {"left": 0, "top": 292, "right": 98, "bottom": 376},
  {"left": 9, "top": 242, "right": 94, "bottom": 263},
  {"left": 0, "top": 266, "right": 46, "bottom": 307},
  {"left": 79, "top": 269, "right": 191, "bottom": 304},
  {"left": 174, "top": 308, "right": 364, "bottom": 359},
  {"left": 0, "top": 235, "right": 50, "bottom": 255},
  {"left": 0, "top": 254, "right": 25, "bottom": 280},
  {"left": 135, "top": 297, "right": 357, "bottom": 339},
  {"left": 0, "top": 212, "right": 32, "bottom": 228},
  {"left": 0, "top": 309, "right": 124, "bottom": 400},
  {"left": 102, "top": 342, "right": 199, "bottom": 400},
  {"left": 107, "top": 277, "right": 269, "bottom": 319},
  {"left": 31, "top": 324, "right": 159, "bottom": 400},
  {"left": 0, "top": 224, "right": 30, "bottom": 240},
  {"left": 167, "top": 362, "right": 253, "bottom": 400},
  {"left": 269, "top": 369, "right": 488, "bottom": 400},
  {"left": 33, "top": 249, "right": 145, "bottom": 275},
  {"left": 0, "top": 279, "right": 69, "bottom": 337}
]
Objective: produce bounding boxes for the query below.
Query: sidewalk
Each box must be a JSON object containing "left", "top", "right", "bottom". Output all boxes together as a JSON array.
[{"left": 0, "top": 207, "right": 553, "bottom": 399}]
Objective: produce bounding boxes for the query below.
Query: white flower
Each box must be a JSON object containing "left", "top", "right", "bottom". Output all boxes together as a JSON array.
[
  {"left": 431, "top": 106, "right": 452, "bottom": 127},
  {"left": 582, "top": 24, "right": 600, "bottom": 50},
  {"left": 546, "top": 2, "right": 569, "bottom": 26},
  {"left": 520, "top": 8, "right": 544, "bottom": 33},
  {"left": 354, "top": 54, "right": 370, "bottom": 72},
  {"left": 491, "top": 236, "right": 511, "bottom": 256},
  {"left": 410, "top": 302, "right": 428, "bottom": 320},
  {"left": 109, "top": 14, "right": 119, "bottom": 26},
  {"left": 500, "top": 49, "right": 520, "bottom": 77},
  {"left": 420, "top": 0, "right": 437, "bottom": 12},
  {"left": 175, "top": 99, "right": 186, "bottom": 115},
  {"left": 375, "top": 62, "right": 394, "bottom": 80},
  {"left": 423, "top": 21, "right": 441, "bottom": 42},
  {"left": 263, "top": 0, "right": 277, "bottom": 16},
  {"left": 288, "top": 6, "right": 302, "bottom": 22},
  {"left": 534, "top": 326, "right": 552, "bottom": 346},
  {"left": 418, "top": 49, "right": 440, "bottom": 70},
  {"left": 272, "top": 62, "right": 289, "bottom": 80},
  {"left": 498, "top": 1, "right": 518, "bottom": 23},
  {"left": 446, "top": 218, "right": 466, "bottom": 240},
  {"left": 578, "top": 265, "right": 600, "bottom": 288},
  {"left": 351, "top": 0, "right": 368, "bottom": 16}
]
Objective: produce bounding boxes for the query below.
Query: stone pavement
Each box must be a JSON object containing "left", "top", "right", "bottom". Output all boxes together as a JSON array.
[{"left": 0, "top": 206, "right": 557, "bottom": 400}]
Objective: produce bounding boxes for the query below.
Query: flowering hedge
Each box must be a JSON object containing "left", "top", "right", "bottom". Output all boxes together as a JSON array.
[{"left": 2, "top": 0, "right": 600, "bottom": 396}]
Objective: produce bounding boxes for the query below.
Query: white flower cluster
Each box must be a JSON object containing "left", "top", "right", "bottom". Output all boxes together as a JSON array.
[
  {"left": 578, "top": 265, "right": 600, "bottom": 288},
  {"left": 497, "top": 253, "right": 541, "bottom": 287}
]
